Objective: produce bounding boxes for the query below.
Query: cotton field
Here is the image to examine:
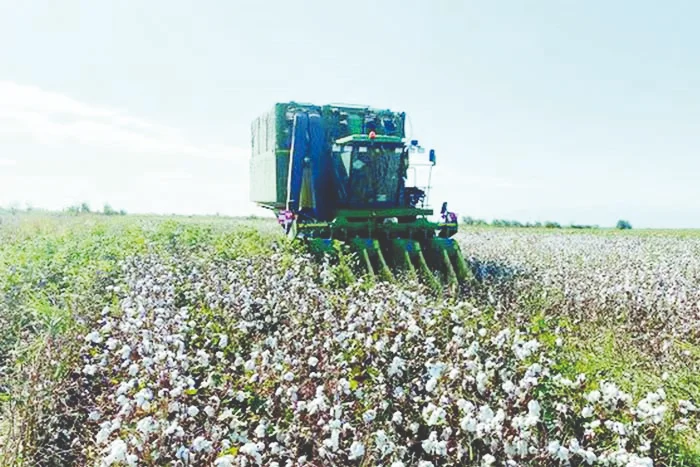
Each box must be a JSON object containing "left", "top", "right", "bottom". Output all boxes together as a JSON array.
[
  {"left": 0, "top": 216, "right": 698, "bottom": 466},
  {"left": 458, "top": 230, "right": 700, "bottom": 353}
]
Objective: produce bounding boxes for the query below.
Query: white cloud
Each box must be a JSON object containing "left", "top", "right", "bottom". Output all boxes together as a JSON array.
[
  {"left": 0, "top": 80, "right": 246, "bottom": 161},
  {"left": 0, "top": 81, "right": 256, "bottom": 216}
]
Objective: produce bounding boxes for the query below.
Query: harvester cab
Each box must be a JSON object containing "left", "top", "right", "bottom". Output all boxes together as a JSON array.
[{"left": 249, "top": 102, "right": 469, "bottom": 290}]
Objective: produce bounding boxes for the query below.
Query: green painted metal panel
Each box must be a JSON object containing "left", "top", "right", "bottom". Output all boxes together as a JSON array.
[
  {"left": 334, "top": 134, "right": 404, "bottom": 145},
  {"left": 249, "top": 101, "right": 407, "bottom": 207}
]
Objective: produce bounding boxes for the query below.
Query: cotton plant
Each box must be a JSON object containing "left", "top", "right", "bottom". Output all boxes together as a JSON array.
[
  {"left": 457, "top": 230, "right": 700, "bottom": 350},
  {"left": 76, "top": 247, "right": 696, "bottom": 466}
]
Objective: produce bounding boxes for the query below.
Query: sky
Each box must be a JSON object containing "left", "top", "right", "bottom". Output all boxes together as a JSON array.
[{"left": 0, "top": 0, "right": 698, "bottom": 228}]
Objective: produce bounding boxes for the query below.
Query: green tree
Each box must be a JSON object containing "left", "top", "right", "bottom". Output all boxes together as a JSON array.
[
  {"left": 103, "top": 204, "right": 117, "bottom": 216},
  {"left": 616, "top": 220, "right": 632, "bottom": 230}
]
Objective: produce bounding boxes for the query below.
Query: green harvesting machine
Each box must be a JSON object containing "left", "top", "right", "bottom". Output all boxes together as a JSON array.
[{"left": 249, "top": 102, "right": 469, "bottom": 288}]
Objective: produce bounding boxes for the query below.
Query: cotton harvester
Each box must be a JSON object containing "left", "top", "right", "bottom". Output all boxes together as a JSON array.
[{"left": 249, "top": 102, "right": 469, "bottom": 289}]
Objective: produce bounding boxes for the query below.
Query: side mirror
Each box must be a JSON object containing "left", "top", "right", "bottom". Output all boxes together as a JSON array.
[{"left": 429, "top": 149, "right": 436, "bottom": 165}]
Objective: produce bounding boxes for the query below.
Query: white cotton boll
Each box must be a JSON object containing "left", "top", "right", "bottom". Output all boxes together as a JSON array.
[
  {"left": 196, "top": 349, "right": 210, "bottom": 367},
  {"left": 527, "top": 400, "right": 541, "bottom": 420},
  {"left": 581, "top": 406, "right": 594, "bottom": 418},
  {"left": 103, "top": 438, "right": 128, "bottom": 465},
  {"left": 482, "top": 454, "right": 496, "bottom": 465},
  {"left": 283, "top": 371, "right": 294, "bottom": 381},
  {"left": 240, "top": 442, "right": 263, "bottom": 463},
  {"left": 348, "top": 441, "right": 365, "bottom": 460},
  {"left": 582, "top": 449, "right": 597, "bottom": 464},
  {"left": 478, "top": 405, "right": 494, "bottom": 423},
  {"left": 164, "top": 420, "right": 180, "bottom": 436},
  {"left": 204, "top": 406, "right": 215, "bottom": 417},
  {"left": 308, "top": 356, "right": 319, "bottom": 367},
  {"left": 502, "top": 380, "right": 515, "bottom": 394},
  {"left": 363, "top": 409, "right": 376, "bottom": 423},
  {"left": 422, "top": 403, "right": 446, "bottom": 426},
  {"left": 457, "top": 399, "right": 474, "bottom": 413},
  {"left": 391, "top": 462, "right": 405, "bottom": 467},
  {"left": 136, "top": 416, "right": 157, "bottom": 435},
  {"left": 513, "top": 339, "right": 540, "bottom": 360},
  {"left": 586, "top": 390, "right": 601, "bottom": 403},
  {"left": 134, "top": 388, "right": 153, "bottom": 410},
  {"left": 176, "top": 446, "right": 191, "bottom": 462},
  {"left": 460, "top": 415, "right": 477, "bottom": 432},
  {"left": 218, "top": 408, "right": 233, "bottom": 421},
  {"left": 96, "top": 421, "right": 118, "bottom": 445},
  {"left": 372, "top": 337, "right": 386, "bottom": 352},
  {"left": 116, "top": 395, "right": 129, "bottom": 408},
  {"left": 426, "top": 377, "right": 438, "bottom": 392},
  {"left": 214, "top": 455, "right": 235, "bottom": 467},
  {"left": 426, "top": 362, "right": 446, "bottom": 379},
  {"left": 83, "top": 364, "right": 98, "bottom": 376},
  {"left": 392, "top": 411, "right": 403, "bottom": 424},
  {"left": 85, "top": 330, "right": 103, "bottom": 344},
  {"left": 388, "top": 356, "right": 405, "bottom": 377},
  {"left": 323, "top": 427, "right": 341, "bottom": 452},
  {"left": 555, "top": 446, "right": 570, "bottom": 462},
  {"left": 192, "top": 436, "right": 213, "bottom": 452},
  {"left": 254, "top": 421, "right": 266, "bottom": 438},
  {"left": 476, "top": 371, "right": 488, "bottom": 393},
  {"left": 119, "top": 345, "right": 131, "bottom": 360},
  {"left": 128, "top": 363, "right": 139, "bottom": 376},
  {"left": 679, "top": 400, "right": 697, "bottom": 415},
  {"left": 421, "top": 431, "right": 447, "bottom": 456},
  {"left": 187, "top": 406, "right": 200, "bottom": 417},
  {"left": 219, "top": 333, "right": 228, "bottom": 349}
]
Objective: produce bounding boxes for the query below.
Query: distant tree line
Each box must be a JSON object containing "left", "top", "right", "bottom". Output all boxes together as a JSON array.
[
  {"left": 461, "top": 216, "right": 631, "bottom": 230},
  {"left": 64, "top": 203, "right": 127, "bottom": 216},
  {"left": 461, "top": 216, "right": 573, "bottom": 229},
  {"left": 0, "top": 202, "right": 129, "bottom": 216}
]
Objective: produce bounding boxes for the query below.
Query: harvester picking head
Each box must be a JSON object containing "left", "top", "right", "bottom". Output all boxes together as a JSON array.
[{"left": 249, "top": 102, "right": 471, "bottom": 292}]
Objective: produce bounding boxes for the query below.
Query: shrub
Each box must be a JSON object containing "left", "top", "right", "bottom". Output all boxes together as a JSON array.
[{"left": 616, "top": 220, "right": 632, "bottom": 230}]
